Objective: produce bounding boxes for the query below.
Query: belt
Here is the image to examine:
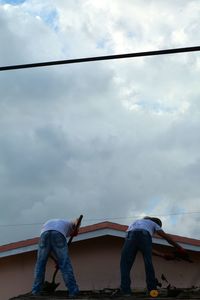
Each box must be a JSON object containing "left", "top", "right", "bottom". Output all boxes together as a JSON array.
[{"left": 132, "top": 229, "right": 150, "bottom": 234}]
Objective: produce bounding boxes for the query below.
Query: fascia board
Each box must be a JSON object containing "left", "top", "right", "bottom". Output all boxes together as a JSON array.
[
  {"left": 73, "top": 228, "right": 126, "bottom": 242},
  {"left": 0, "top": 244, "right": 38, "bottom": 258},
  {"left": 152, "top": 237, "right": 200, "bottom": 252},
  {"left": 0, "top": 229, "right": 125, "bottom": 258}
]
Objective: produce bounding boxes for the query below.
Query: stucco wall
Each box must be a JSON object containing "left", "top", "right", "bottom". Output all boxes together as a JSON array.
[
  {"left": 0, "top": 251, "right": 36, "bottom": 300},
  {"left": 0, "top": 236, "right": 200, "bottom": 300},
  {"left": 70, "top": 237, "right": 200, "bottom": 290}
]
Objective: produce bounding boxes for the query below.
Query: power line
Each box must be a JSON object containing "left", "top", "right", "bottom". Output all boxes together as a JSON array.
[
  {"left": 85, "top": 211, "right": 200, "bottom": 221},
  {"left": 0, "top": 46, "right": 200, "bottom": 72},
  {"left": 0, "top": 211, "right": 199, "bottom": 227}
]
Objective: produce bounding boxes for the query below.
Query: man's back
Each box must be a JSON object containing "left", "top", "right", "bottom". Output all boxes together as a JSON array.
[{"left": 41, "top": 219, "right": 73, "bottom": 237}]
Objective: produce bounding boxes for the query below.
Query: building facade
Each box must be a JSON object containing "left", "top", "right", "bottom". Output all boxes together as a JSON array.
[{"left": 0, "top": 222, "right": 200, "bottom": 300}]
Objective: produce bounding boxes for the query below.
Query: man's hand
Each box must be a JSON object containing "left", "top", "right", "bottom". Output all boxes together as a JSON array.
[
  {"left": 176, "top": 247, "right": 187, "bottom": 255},
  {"left": 70, "top": 229, "right": 78, "bottom": 237},
  {"left": 69, "top": 215, "right": 83, "bottom": 238},
  {"left": 156, "top": 230, "right": 185, "bottom": 250},
  {"left": 174, "top": 248, "right": 192, "bottom": 262}
]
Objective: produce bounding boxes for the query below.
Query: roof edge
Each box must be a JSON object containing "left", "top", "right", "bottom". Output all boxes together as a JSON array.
[{"left": 1, "top": 221, "right": 200, "bottom": 255}]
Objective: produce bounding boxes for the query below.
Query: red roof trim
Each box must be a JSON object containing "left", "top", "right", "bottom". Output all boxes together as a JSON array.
[
  {"left": 154, "top": 233, "right": 200, "bottom": 247},
  {"left": 79, "top": 221, "right": 128, "bottom": 233},
  {"left": 0, "top": 221, "right": 200, "bottom": 253},
  {"left": 0, "top": 237, "right": 39, "bottom": 253}
]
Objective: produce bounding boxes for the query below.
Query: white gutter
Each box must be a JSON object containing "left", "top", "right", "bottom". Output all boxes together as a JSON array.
[{"left": 0, "top": 244, "right": 38, "bottom": 258}]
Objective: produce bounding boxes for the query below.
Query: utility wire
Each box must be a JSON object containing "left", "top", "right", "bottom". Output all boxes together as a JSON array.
[
  {"left": 84, "top": 211, "right": 200, "bottom": 222},
  {"left": 0, "top": 211, "right": 199, "bottom": 227},
  {"left": 0, "top": 46, "right": 200, "bottom": 72}
]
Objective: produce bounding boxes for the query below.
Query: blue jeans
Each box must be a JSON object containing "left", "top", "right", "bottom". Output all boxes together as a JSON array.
[
  {"left": 120, "top": 230, "right": 157, "bottom": 293},
  {"left": 32, "top": 230, "right": 79, "bottom": 295}
]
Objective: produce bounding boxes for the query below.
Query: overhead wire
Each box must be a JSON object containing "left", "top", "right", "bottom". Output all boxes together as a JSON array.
[
  {"left": 0, "top": 211, "right": 199, "bottom": 227},
  {"left": 0, "top": 46, "right": 200, "bottom": 72}
]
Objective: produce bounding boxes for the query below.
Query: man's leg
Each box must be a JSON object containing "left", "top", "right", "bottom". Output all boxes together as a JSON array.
[
  {"left": 51, "top": 231, "right": 79, "bottom": 296},
  {"left": 139, "top": 232, "right": 157, "bottom": 291},
  {"left": 32, "top": 231, "right": 51, "bottom": 294},
  {"left": 120, "top": 231, "right": 138, "bottom": 294}
]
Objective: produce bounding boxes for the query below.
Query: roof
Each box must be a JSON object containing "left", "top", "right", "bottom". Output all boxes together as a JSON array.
[
  {"left": 9, "top": 288, "right": 200, "bottom": 300},
  {"left": 1, "top": 221, "right": 200, "bottom": 258}
]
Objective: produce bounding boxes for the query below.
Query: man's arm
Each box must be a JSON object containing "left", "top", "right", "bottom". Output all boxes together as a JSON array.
[
  {"left": 156, "top": 230, "right": 184, "bottom": 250},
  {"left": 70, "top": 219, "right": 80, "bottom": 237},
  {"left": 70, "top": 215, "right": 83, "bottom": 237}
]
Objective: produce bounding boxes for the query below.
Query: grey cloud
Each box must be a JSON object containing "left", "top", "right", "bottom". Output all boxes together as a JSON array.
[{"left": 0, "top": 0, "right": 200, "bottom": 245}]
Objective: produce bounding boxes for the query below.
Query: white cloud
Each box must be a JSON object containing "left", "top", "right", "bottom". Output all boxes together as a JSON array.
[{"left": 0, "top": 0, "right": 200, "bottom": 245}]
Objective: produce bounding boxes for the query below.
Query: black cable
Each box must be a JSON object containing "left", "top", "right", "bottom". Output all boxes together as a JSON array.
[
  {"left": 0, "top": 211, "right": 199, "bottom": 227},
  {"left": 0, "top": 46, "right": 200, "bottom": 72}
]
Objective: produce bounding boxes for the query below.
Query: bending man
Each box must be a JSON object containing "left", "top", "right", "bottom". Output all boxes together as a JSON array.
[
  {"left": 120, "top": 216, "right": 186, "bottom": 296},
  {"left": 32, "top": 218, "right": 81, "bottom": 297}
]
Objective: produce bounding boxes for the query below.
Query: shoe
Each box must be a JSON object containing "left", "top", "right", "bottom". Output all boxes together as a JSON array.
[
  {"left": 111, "top": 288, "right": 132, "bottom": 297},
  {"left": 31, "top": 293, "right": 41, "bottom": 297},
  {"left": 31, "top": 291, "right": 41, "bottom": 296},
  {"left": 68, "top": 291, "right": 80, "bottom": 298},
  {"left": 24, "top": 292, "right": 39, "bottom": 297},
  {"left": 31, "top": 291, "right": 49, "bottom": 297}
]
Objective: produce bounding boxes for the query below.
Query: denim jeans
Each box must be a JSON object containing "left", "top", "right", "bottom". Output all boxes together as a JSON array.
[
  {"left": 32, "top": 230, "right": 79, "bottom": 295},
  {"left": 120, "top": 230, "right": 157, "bottom": 293}
]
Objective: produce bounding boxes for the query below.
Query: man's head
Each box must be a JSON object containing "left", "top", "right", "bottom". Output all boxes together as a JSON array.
[{"left": 143, "top": 216, "right": 162, "bottom": 227}]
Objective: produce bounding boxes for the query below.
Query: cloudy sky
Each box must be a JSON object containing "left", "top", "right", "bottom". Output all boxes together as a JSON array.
[{"left": 0, "top": 0, "right": 200, "bottom": 245}]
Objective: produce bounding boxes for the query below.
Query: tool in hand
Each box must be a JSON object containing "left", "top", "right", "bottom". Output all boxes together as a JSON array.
[
  {"left": 162, "top": 249, "right": 193, "bottom": 263},
  {"left": 153, "top": 248, "right": 193, "bottom": 263},
  {"left": 173, "top": 250, "right": 193, "bottom": 263}
]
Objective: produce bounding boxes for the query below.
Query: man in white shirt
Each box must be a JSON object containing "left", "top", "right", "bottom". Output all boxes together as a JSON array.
[
  {"left": 120, "top": 216, "right": 187, "bottom": 296},
  {"left": 32, "top": 218, "right": 80, "bottom": 297}
]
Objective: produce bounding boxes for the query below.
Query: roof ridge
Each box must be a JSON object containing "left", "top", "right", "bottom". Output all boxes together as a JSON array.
[{"left": 1, "top": 221, "right": 200, "bottom": 253}]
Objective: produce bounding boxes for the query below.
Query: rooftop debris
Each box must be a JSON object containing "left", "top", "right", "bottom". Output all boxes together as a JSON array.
[
  {"left": 9, "top": 287, "right": 200, "bottom": 300},
  {"left": 9, "top": 273, "right": 200, "bottom": 299}
]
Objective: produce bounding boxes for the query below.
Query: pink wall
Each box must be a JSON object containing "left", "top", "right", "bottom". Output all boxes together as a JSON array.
[
  {"left": 0, "top": 236, "right": 199, "bottom": 300},
  {"left": 70, "top": 237, "right": 200, "bottom": 290},
  {"left": 0, "top": 252, "right": 36, "bottom": 300}
]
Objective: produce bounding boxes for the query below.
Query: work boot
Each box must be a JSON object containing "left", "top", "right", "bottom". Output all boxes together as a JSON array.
[
  {"left": 68, "top": 291, "right": 80, "bottom": 298},
  {"left": 111, "top": 288, "right": 132, "bottom": 297}
]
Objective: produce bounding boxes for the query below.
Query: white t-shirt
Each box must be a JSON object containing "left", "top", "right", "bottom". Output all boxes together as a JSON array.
[
  {"left": 40, "top": 219, "right": 73, "bottom": 238},
  {"left": 127, "top": 219, "right": 162, "bottom": 236}
]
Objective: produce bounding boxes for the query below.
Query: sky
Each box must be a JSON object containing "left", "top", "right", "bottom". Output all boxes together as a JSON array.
[{"left": 0, "top": 0, "right": 200, "bottom": 245}]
